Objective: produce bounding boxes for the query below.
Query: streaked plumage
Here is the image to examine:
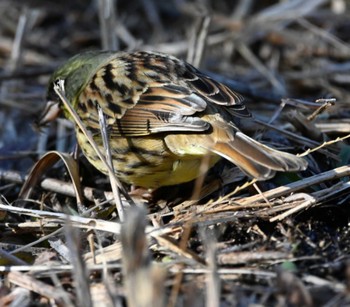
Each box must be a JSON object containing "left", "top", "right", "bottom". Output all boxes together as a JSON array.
[{"left": 41, "top": 51, "right": 307, "bottom": 188}]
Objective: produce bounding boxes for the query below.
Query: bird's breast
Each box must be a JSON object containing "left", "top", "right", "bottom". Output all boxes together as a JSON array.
[{"left": 75, "top": 130, "right": 220, "bottom": 188}]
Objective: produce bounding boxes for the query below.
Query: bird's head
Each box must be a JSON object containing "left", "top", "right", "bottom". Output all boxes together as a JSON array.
[{"left": 38, "top": 51, "right": 115, "bottom": 127}]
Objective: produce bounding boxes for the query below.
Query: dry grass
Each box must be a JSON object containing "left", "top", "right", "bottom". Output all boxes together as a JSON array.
[{"left": 1, "top": 0, "right": 350, "bottom": 306}]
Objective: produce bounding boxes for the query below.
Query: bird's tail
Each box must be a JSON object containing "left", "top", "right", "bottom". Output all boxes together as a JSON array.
[{"left": 211, "top": 132, "right": 307, "bottom": 180}]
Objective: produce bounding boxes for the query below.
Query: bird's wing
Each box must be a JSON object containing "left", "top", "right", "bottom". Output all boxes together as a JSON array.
[
  {"left": 182, "top": 62, "right": 249, "bottom": 117},
  {"left": 108, "top": 68, "right": 250, "bottom": 137},
  {"left": 112, "top": 83, "right": 213, "bottom": 136},
  {"left": 79, "top": 53, "right": 249, "bottom": 137}
]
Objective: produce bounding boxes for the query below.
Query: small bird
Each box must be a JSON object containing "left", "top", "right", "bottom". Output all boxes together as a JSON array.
[{"left": 39, "top": 51, "right": 307, "bottom": 189}]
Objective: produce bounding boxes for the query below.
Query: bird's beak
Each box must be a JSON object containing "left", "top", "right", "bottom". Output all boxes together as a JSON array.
[{"left": 35, "top": 100, "right": 61, "bottom": 130}]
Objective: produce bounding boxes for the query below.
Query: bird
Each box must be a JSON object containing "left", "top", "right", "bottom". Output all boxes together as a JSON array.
[{"left": 38, "top": 50, "right": 307, "bottom": 189}]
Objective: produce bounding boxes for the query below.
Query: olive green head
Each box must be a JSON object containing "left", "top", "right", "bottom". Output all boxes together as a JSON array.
[
  {"left": 37, "top": 51, "right": 116, "bottom": 127},
  {"left": 46, "top": 50, "right": 116, "bottom": 107}
]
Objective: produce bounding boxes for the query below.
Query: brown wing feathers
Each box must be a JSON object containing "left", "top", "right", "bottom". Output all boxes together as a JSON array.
[{"left": 184, "top": 63, "right": 250, "bottom": 117}]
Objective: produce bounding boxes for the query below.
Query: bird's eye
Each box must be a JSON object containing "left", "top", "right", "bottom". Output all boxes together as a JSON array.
[
  {"left": 54, "top": 78, "right": 62, "bottom": 87},
  {"left": 53, "top": 78, "right": 66, "bottom": 94}
]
